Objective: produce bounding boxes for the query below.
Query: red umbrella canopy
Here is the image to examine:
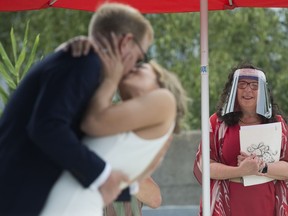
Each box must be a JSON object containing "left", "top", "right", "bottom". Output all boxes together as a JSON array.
[{"left": 1, "top": 0, "right": 288, "bottom": 13}]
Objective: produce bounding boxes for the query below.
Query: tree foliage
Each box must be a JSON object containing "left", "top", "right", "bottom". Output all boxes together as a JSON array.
[
  {"left": 0, "top": 9, "right": 92, "bottom": 55},
  {"left": 0, "top": 8, "right": 288, "bottom": 129},
  {"left": 148, "top": 9, "right": 288, "bottom": 129}
]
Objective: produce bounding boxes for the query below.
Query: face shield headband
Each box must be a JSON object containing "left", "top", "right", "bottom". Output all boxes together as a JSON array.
[{"left": 221, "top": 68, "right": 272, "bottom": 118}]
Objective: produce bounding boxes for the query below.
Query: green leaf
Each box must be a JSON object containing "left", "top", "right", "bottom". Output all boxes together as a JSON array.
[
  {"left": 22, "top": 34, "right": 40, "bottom": 79},
  {"left": 0, "top": 42, "right": 15, "bottom": 75},
  {"left": 14, "top": 21, "right": 30, "bottom": 82},
  {"left": 0, "top": 61, "right": 16, "bottom": 89},
  {"left": 10, "top": 27, "right": 17, "bottom": 64},
  {"left": 0, "top": 85, "right": 9, "bottom": 105},
  {"left": 15, "top": 45, "right": 26, "bottom": 85},
  {"left": 23, "top": 20, "right": 29, "bottom": 47}
]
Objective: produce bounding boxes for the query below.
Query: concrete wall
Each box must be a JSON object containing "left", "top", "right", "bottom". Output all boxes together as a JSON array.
[{"left": 151, "top": 130, "right": 202, "bottom": 206}]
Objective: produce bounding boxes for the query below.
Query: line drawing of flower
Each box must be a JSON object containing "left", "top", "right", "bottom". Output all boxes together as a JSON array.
[{"left": 247, "top": 142, "right": 278, "bottom": 163}]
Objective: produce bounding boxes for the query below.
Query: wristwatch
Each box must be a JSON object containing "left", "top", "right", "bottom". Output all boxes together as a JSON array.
[{"left": 261, "top": 163, "right": 268, "bottom": 174}]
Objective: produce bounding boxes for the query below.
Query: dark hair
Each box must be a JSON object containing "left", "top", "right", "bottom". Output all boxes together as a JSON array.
[{"left": 216, "top": 62, "right": 286, "bottom": 126}]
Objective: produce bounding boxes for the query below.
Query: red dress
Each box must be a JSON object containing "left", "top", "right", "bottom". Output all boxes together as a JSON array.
[
  {"left": 222, "top": 124, "right": 275, "bottom": 216},
  {"left": 193, "top": 113, "right": 288, "bottom": 216}
]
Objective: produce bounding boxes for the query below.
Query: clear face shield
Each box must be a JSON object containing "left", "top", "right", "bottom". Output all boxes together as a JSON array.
[{"left": 221, "top": 68, "right": 272, "bottom": 118}]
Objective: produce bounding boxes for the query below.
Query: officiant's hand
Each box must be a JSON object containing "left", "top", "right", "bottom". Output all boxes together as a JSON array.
[
  {"left": 237, "top": 151, "right": 250, "bottom": 166},
  {"left": 238, "top": 154, "right": 262, "bottom": 176}
]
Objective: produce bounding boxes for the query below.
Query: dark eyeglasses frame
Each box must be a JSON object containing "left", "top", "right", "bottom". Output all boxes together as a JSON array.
[
  {"left": 238, "top": 80, "right": 259, "bottom": 90},
  {"left": 133, "top": 38, "right": 150, "bottom": 67}
]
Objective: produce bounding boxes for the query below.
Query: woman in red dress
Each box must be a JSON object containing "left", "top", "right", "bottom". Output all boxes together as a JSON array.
[{"left": 194, "top": 63, "right": 288, "bottom": 216}]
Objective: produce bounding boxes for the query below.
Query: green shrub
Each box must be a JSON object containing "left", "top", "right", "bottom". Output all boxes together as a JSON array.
[{"left": 0, "top": 21, "right": 40, "bottom": 115}]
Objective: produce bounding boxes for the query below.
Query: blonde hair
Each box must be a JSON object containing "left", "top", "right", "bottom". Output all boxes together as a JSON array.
[
  {"left": 149, "top": 60, "right": 188, "bottom": 133},
  {"left": 89, "top": 3, "right": 154, "bottom": 44}
]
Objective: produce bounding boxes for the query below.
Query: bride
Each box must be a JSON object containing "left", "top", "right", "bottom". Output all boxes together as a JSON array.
[{"left": 40, "top": 35, "right": 188, "bottom": 216}]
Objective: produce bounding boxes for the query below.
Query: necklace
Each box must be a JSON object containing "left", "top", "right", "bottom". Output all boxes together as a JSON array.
[{"left": 239, "top": 118, "right": 261, "bottom": 125}]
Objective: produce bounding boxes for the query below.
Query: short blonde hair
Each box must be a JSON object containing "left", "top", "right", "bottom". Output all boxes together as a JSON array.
[
  {"left": 89, "top": 3, "right": 154, "bottom": 44},
  {"left": 149, "top": 60, "right": 188, "bottom": 133}
]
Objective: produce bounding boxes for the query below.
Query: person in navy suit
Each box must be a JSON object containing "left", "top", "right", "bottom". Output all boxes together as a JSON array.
[{"left": 0, "top": 3, "right": 154, "bottom": 216}]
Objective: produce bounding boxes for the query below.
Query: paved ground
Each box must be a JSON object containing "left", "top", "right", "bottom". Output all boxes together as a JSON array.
[{"left": 142, "top": 205, "right": 200, "bottom": 216}]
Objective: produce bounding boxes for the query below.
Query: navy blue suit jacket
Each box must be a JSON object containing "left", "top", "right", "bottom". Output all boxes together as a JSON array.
[{"left": 0, "top": 50, "right": 129, "bottom": 216}]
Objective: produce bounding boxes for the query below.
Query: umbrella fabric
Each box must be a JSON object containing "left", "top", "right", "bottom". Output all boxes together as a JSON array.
[{"left": 1, "top": 0, "right": 288, "bottom": 13}]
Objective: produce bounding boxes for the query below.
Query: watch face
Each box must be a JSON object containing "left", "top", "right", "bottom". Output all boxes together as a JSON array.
[{"left": 262, "top": 163, "right": 268, "bottom": 173}]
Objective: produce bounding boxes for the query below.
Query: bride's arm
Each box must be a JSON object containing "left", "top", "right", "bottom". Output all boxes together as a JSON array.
[
  {"left": 136, "top": 177, "right": 162, "bottom": 208},
  {"left": 79, "top": 39, "right": 176, "bottom": 137},
  {"left": 55, "top": 34, "right": 127, "bottom": 121},
  {"left": 82, "top": 89, "right": 176, "bottom": 137},
  {"left": 86, "top": 33, "right": 126, "bottom": 121},
  {"left": 55, "top": 35, "right": 176, "bottom": 137}
]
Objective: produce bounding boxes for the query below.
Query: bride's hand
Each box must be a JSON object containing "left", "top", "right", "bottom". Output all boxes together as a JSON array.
[
  {"left": 55, "top": 36, "right": 94, "bottom": 57},
  {"left": 94, "top": 32, "right": 130, "bottom": 84}
]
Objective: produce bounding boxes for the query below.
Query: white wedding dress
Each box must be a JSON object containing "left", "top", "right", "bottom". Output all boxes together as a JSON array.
[{"left": 40, "top": 124, "right": 174, "bottom": 216}]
